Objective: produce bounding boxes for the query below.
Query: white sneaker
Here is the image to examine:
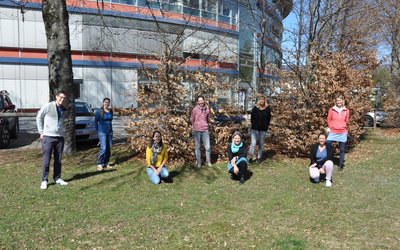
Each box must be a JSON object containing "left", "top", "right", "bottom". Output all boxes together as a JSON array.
[
  {"left": 326, "top": 180, "right": 332, "bottom": 187},
  {"left": 40, "top": 181, "right": 47, "bottom": 190},
  {"left": 55, "top": 179, "right": 68, "bottom": 186}
]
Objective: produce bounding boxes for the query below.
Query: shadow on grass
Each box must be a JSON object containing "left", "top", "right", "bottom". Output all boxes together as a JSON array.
[
  {"left": 264, "top": 149, "right": 277, "bottom": 160},
  {"left": 160, "top": 163, "right": 225, "bottom": 184},
  {"left": 79, "top": 167, "right": 143, "bottom": 191},
  {"left": 65, "top": 169, "right": 116, "bottom": 183},
  {"left": 230, "top": 170, "right": 253, "bottom": 183},
  {"left": 113, "top": 149, "right": 139, "bottom": 165}
]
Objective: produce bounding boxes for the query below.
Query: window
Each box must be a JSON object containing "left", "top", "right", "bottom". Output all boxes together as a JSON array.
[{"left": 183, "top": 0, "right": 199, "bottom": 8}]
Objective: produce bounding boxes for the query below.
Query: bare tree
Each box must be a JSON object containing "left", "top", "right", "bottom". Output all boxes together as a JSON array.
[{"left": 283, "top": 0, "right": 380, "bottom": 90}]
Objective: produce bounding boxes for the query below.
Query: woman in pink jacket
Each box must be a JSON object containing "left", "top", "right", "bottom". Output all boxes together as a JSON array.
[
  {"left": 327, "top": 95, "right": 350, "bottom": 171},
  {"left": 191, "top": 95, "right": 212, "bottom": 168}
]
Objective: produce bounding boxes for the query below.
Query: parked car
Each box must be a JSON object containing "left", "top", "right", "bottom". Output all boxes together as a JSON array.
[
  {"left": 75, "top": 100, "right": 98, "bottom": 142},
  {"left": 0, "top": 90, "right": 19, "bottom": 148},
  {"left": 209, "top": 102, "right": 246, "bottom": 125},
  {"left": 365, "top": 111, "right": 387, "bottom": 127}
]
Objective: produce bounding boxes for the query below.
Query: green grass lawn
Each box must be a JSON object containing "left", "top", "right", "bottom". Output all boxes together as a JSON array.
[{"left": 1, "top": 129, "right": 399, "bottom": 249}]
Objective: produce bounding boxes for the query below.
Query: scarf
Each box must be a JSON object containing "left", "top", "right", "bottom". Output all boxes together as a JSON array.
[
  {"left": 231, "top": 142, "right": 243, "bottom": 154},
  {"left": 334, "top": 105, "right": 346, "bottom": 113},
  {"left": 150, "top": 143, "right": 162, "bottom": 166}
]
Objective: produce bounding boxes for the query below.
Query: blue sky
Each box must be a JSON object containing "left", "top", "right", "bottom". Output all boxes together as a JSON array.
[{"left": 280, "top": 10, "right": 390, "bottom": 61}]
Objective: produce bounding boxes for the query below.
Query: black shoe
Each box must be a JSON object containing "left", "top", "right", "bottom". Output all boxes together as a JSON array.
[
  {"left": 239, "top": 176, "right": 245, "bottom": 184},
  {"left": 257, "top": 159, "right": 262, "bottom": 164},
  {"left": 338, "top": 164, "right": 344, "bottom": 172},
  {"left": 249, "top": 158, "right": 256, "bottom": 163}
]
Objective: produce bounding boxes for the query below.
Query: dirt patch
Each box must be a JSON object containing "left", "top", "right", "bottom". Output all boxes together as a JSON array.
[
  {"left": 383, "top": 128, "right": 400, "bottom": 137},
  {"left": 0, "top": 149, "right": 41, "bottom": 165}
]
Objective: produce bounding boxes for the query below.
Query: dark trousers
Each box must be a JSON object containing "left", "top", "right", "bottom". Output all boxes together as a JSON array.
[
  {"left": 229, "top": 161, "right": 248, "bottom": 179},
  {"left": 41, "top": 136, "right": 64, "bottom": 181},
  {"left": 327, "top": 140, "right": 346, "bottom": 166}
]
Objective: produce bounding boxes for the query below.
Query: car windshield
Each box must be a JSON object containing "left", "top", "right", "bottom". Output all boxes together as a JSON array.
[{"left": 75, "top": 102, "right": 92, "bottom": 114}]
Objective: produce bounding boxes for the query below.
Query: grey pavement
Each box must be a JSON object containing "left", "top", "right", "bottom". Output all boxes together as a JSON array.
[{"left": 5, "top": 116, "right": 129, "bottom": 150}]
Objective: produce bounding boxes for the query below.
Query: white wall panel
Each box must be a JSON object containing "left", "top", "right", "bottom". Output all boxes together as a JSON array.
[
  {"left": 83, "top": 67, "right": 98, "bottom": 81},
  {"left": 36, "top": 65, "right": 48, "bottom": 80},
  {"left": 70, "top": 14, "right": 83, "bottom": 51},
  {"left": 21, "top": 21, "right": 36, "bottom": 48},
  {"left": 0, "top": 18, "right": 18, "bottom": 47},
  {"left": 0, "top": 7, "right": 17, "bottom": 19},
  {"left": 3, "top": 64, "right": 18, "bottom": 79},
  {"left": 73, "top": 66, "right": 83, "bottom": 79},
  {"left": 97, "top": 68, "right": 111, "bottom": 83},
  {"left": 35, "top": 21, "right": 47, "bottom": 48},
  {"left": 36, "top": 80, "right": 50, "bottom": 105},
  {"left": 111, "top": 68, "right": 137, "bottom": 108},
  {"left": 22, "top": 65, "right": 37, "bottom": 80}
]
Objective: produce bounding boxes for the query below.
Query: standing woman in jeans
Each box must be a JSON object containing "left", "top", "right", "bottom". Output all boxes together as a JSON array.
[
  {"left": 249, "top": 96, "right": 271, "bottom": 163},
  {"left": 327, "top": 95, "right": 349, "bottom": 171},
  {"left": 191, "top": 95, "right": 212, "bottom": 168},
  {"left": 95, "top": 97, "right": 113, "bottom": 171}
]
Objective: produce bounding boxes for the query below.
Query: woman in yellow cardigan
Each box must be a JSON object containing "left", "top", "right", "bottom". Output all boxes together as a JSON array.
[{"left": 146, "top": 131, "right": 169, "bottom": 184}]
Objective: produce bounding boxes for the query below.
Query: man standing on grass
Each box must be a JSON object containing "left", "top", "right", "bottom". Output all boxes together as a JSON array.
[
  {"left": 36, "top": 91, "right": 69, "bottom": 190},
  {"left": 191, "top": 95, "right": 212, "bottom": 168}
]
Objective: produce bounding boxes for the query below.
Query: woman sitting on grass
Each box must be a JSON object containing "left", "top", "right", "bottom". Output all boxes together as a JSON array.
[
  {"left": 309, "top": 132, "right": 334, "bottom": 187},
  {"left": 227, "top": 131, "right": 248, "bottom": 184},
  {"left": 146, "top": 131, "right": 169, "bottom": 185}
]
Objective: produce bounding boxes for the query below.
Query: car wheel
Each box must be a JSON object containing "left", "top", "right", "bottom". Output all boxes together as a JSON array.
[
  {"left": 10, "top": 117, "right": 19, "bottom": 139},
  {"left": 364, "top": 116, "right": 374, "bottom": 127},
  {"left": 0, "top": 122, "right": 10, "bottom": 149}
]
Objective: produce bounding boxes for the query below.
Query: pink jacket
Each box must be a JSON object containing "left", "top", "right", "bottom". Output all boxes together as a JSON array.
[
  {"left": 191, "top": 105, "right": 210, "bottom": 132},
  {"left": 327, "top": 106, "right": 350, "bottom": 133}
]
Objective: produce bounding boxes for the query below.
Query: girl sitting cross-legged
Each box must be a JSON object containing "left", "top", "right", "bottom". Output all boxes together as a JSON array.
[{"left": 146, "top": 131, "right": 170, "bottom": 185}]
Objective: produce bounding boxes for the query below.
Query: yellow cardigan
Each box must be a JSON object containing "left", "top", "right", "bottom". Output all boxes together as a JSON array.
[{"left": 146, "top": 144, "right": 168, "bottom": 168}]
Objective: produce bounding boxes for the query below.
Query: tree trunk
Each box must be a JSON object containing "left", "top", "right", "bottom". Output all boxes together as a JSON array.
[
  {"left": 390, "top": 0, "right": 400, "bottom": 94},
  {"left": 42, "top": 0, "right": 76, "bottom": 155}
]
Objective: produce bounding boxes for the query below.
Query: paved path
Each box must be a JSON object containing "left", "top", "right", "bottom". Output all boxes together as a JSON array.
[{"left": 6, "top": 117, "right": 129, "bottom": 150}]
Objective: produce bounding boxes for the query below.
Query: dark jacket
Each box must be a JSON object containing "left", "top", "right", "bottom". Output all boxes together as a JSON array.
[
  {"left": 251, "top": 106, "right": 271, "bottom": 131},
  {"left": 309, "top": 143, "right": 334, "bottom": 167},
  {"left": 227, "top": 142, "right": 248, "bottom": 161}
]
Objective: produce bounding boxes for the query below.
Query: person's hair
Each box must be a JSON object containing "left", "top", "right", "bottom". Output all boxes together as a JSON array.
[
  {"left": 150, "top": 131, "right": 163, "bottom": 147},
  {"left": 336, "top": 95, "right": 344, "bottom": 100},
  {"left": 197, "top": 95, "right": 205, "bottom": 101},
  {"left": 55, "top": 91, "right": 66, "bottom": 98},
  {"left": 318, "top": 132, "right": 327, "bottom": 139}
]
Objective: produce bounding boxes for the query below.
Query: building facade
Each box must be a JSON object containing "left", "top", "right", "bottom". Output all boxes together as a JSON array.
[{"left": 0, "top": 0, "right": 292, "bottom": 110}]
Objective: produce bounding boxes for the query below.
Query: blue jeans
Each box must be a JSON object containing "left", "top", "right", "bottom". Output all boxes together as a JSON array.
[
  {"left": 327, "top": 140, "right": 346, "bottom": 166},
  {"left": 249, "top": 130, "right": 267, "bottom": 160},
  {"left": 193, "top": 131, "right": 211, "bottom": 164},
  {"left": 97, "top": 132, "right": 113, "bottom": 166},
  {"left": 147, "top": 167, "right": 169, "bottom": 185}
]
